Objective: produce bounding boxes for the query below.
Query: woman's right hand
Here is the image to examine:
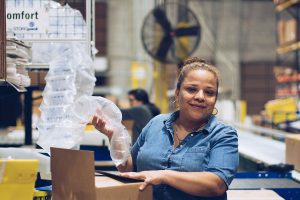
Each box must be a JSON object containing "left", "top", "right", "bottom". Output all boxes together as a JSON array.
[{"left": 91, "top": 115, "right": 114, "bottom": 140}]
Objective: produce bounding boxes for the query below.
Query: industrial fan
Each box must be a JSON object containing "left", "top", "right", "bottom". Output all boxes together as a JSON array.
[{"left": 141, "top": 3, "right": 201, "bottom": 64}]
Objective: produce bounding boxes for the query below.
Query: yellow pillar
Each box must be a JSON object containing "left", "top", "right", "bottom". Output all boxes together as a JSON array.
[
  {"left": 130, "top": 61, "right": 147, "bottom": 88},
  {"left": 239, "top": 100, "right": 247, "bottom": 123},
  {"left": 153, "top": 61, "right": 169, "bottom": 113}
]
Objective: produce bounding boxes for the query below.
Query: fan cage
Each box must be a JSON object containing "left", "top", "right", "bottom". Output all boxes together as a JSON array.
[{"left": 141, "top": 3, "right": 201, "bottom": 64}]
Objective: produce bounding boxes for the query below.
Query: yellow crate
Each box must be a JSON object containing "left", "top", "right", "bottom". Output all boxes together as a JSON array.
[
  {"left": 33, "top": 190, "right": 51, "bottom": 200},
  {"left": 265, "top": 98, "right": 298, "bottom": 124},
  {"left": 0, "top": 159, "right": 39, "bottom": 200}
]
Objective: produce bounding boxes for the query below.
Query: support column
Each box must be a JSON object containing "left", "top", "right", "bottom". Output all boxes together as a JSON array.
[
  {"left": 107, "top": 0, "right": 154, "bottom": 97},
  {"left": 214, "top": 0, "right": 241, "bottom": 100}
]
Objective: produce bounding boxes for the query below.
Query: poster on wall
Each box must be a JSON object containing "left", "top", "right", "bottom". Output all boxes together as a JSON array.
[
  {"left": 6, "top": 1, "right": 87, "bottom": 40},
  {"left": 6, "top": 6, "right": 50, "bottom": 37}
]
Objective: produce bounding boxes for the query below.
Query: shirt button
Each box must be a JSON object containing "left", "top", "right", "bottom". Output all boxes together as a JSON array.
[
  {"left": 191, "top": 134, "right": 194, "bottom": 136},
  {"left": 180, "top": 145, "right": 183, "bottom": 148}
]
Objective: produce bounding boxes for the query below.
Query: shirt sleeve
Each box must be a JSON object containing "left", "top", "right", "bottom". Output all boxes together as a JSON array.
[
  {"left": 120, "top": 107, "right": 134, "bottom": 120},
  {"left": 130, "top": 119, "right": 154, "bottom": 172},
  {"left": 206, "top": 126, "right": 239, "bottom": 186}
]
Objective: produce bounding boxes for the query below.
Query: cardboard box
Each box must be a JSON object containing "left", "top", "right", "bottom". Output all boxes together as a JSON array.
[
  {"left": 95, "top": 175, "right": 152, "bottom": 200},
  {"left": 28, "top": 71, "right": 47, "bottom": 86},
  {"left": 227, "top": 190, "right": 284, "bottom": 200},
  {"left": 32, "top": 91, "right": 43, "bottom": 117},
  {"left": 285, "top": 134, "right": 300, "bottom": 172},
  {"left": 277, "top": 20, "right": 285, "bottom": 46},
  {"left": 51, "top": 147, "right": 152, "bottom": 200},
  {"left": 285, "top": 18, "right": 298, "bottom": 45}
]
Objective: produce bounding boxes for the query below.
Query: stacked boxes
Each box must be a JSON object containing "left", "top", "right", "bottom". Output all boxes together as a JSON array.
[
  {"left": 286, "top": 134, "right": 300, "bottom": 172},
  {"left": 277, "top": 19, "right": 299, "bottom": 46}
]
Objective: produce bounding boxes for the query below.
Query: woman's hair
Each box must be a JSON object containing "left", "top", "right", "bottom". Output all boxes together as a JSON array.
[
  {"left": 128, "top": 88, "right": 161, "bottom": 116},
  {"left": 176, "top": 57, "right": 220, "bottom": 92},
  {"left": 128, "top": 88, "right": 150, "bottom": 104}
]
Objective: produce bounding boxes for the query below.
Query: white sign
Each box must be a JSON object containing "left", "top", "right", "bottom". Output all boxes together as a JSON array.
[{"left": 6, "top": 7, "right": 50, "bottom": 34}]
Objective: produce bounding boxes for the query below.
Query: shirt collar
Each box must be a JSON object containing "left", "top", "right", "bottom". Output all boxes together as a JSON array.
[
  {"left": 163, "top": 111, "right": 178, "bottom": 132},
  {"left": 163, "top": 111, "right": 217, "bottom": 135}
]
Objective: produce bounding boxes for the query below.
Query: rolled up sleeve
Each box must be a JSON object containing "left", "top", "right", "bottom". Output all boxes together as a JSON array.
[{"left": 206, "top": 127, "right": 239, "bottom": 186}]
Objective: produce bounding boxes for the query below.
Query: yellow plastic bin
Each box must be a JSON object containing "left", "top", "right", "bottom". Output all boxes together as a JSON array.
[
  {"left": 265, "top": 98, "right": 298, "bottom": 124},
  {"left": 33, "top": 190, "right": 51, "bottom": 200},
  {"left": 0, "top": 159, "right": 39, "bottom": 200}
]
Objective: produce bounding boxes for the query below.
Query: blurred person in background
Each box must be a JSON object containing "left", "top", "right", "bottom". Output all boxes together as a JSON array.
[
  {"left": 121, "top": 88, "right": 160, "bottom": 143},
  {"left": 92, "top": 57, "right": 238, "bottom": 200},
  {"left": 127, "top": 88, "right": 160, "bottom": 117}
]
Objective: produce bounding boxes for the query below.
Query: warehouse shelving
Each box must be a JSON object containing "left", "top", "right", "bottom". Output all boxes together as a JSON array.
[
  {"left": 276, "top": 0, "right": 300, "bottom": 12},
  {"left": 275, "top": 0, "right": 300, "bottom": 101},
  {"left": 1, "top": 0, "right": 94, "bottom": 146},
  {"left": 277, "top": 41, "right": 300, "bottom": 54},
  {"left": 0, "top": 0, "right": 6, "bottom": 82}
]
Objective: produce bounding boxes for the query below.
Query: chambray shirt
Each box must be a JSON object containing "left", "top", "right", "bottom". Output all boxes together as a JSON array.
[{"left": 131, "top": 111, "right": 239, "bottom": 200}]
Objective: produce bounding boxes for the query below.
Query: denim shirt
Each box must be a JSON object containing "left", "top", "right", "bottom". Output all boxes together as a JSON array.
[{"left": 131, "top": 111, "right": 239, "bottom": 200}]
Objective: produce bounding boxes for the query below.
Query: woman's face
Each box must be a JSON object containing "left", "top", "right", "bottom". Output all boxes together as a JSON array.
[
  {"left": 175, "top": 69, "right": 218, "bottom": 123},
  {"left": 128, "top": 94, "right": 142, "bottom": 107}
]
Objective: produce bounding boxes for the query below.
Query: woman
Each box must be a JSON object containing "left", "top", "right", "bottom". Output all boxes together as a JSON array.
[
  {"left": 122, "top": 88, "right": 161, "bottom": 143},
  {"left": 127, "top": 88, "right": 161, "bottom": 117},
  {"left": 92, "top": 57, "right": 239, "bottom": 200}
]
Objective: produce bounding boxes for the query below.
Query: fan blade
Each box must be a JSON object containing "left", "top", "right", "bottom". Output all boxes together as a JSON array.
[
  {"left": 153, "top": 7, "right": 172, "bottom": 33},
  {"left": 174, "top": 26, "right": 200, "bottom": 37},
  {"left": 156, "top": 35, "right": 173, "bottom": 60}
]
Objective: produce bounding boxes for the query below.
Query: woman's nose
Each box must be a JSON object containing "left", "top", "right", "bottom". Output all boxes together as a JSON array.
[{"left": 195, "top": 90, "right": 205, "bottom": 100}]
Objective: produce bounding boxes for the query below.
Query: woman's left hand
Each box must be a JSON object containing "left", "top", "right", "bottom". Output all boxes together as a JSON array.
[{"left": 120, "top": 171, "right": 165, "bottom": 191}]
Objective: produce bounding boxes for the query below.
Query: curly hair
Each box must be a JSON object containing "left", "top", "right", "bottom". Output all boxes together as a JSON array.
[{"left": 176, "top": 57, "right": 220, "bottom": 92}]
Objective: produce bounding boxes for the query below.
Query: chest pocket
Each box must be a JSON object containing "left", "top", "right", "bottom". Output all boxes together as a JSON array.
[{"left": 181, "top": 146, "right": 209, "bottom": 172}]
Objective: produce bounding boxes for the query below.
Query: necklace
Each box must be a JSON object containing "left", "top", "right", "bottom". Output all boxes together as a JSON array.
[
  {"left": 173, "top": 122, "right": 207, "bottom": 143},
  {"left": 174, "top": 127, "right": 184, "bottom": 143}
]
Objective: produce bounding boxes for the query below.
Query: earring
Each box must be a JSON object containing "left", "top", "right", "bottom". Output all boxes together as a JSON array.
[
  {"left": 212, "top": 107, "right": 218, "bottom": 115},
  {"left": 172, "top": 99, "right": 179, "bottom": 110}
]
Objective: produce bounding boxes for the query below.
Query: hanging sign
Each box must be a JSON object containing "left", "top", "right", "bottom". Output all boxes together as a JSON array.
[{"left": 6, "top": 6, "right": 50, "bottom": 34}]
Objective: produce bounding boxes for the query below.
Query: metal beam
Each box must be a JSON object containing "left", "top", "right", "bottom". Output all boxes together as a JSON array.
[{"left": 0, "top": 0, "right": 6, "bottom": 80}]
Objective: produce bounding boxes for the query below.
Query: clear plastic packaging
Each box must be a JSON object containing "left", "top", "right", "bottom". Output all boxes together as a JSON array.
[
  {"left": 0, "top": 148, "right": 51, "bottom": 174},
  {"left": 70, "top": 95, "right": 131, "bottom": 166},
  {"left": 42, "top": 91, "right": 75, "bottom": 106},
  {"left": 44, "top": 75, "right": 76, "bottom": 92},
  {"left": 30, "top": 20, "right": 96, "bottom": 155},
  {"left": 47, "top": 65, "right": 75, "bottom": 77},
  {"left": 71, "top": 95, "right": 98, "bottom": 123},
  {"left": 75, "top": 82, "right": 96, "bottom": 98},
  {"left": 109, "top": 126, "right": 131, "bottom": 166},
  {"left": 39, "top": 105, "right": 71, "bottom": 123},
  {"left": 37, "top": 123, "right": 85, "bottom": 153},
  {"left": 36, "top": 122, "right": 56, "bottom": 134}
]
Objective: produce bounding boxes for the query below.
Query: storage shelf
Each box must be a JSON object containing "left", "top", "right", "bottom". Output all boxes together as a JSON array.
[
  {"left": 275, "top": 92, "right": 299, "bottom": 98},
  {"left": 276, "top": 74, "right": 300, "bottom": 82},
  {"left": 276, "top": 41, "right": 300, "bottom": 54},
  {"left": 276, "top": 0, "right": 300, "bottom": 12},
  {"left": 0, "top": 80, "right": 8, "bottom": 86},
  {"left": 25, "top": 63, "right": 49, "bottom": 70}
]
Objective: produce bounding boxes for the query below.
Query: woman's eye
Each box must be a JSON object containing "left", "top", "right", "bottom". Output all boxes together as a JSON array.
[
  {"left": 205, "top": 90, "right": 216, "bottom": 96},
  {"left": 186, "top": 87, "right": 197, "bottom": 93}
]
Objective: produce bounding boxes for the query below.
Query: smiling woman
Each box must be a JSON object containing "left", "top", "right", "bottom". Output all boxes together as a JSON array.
[{"left": 92, "top": 57, "right": 239, "bottom": 200}]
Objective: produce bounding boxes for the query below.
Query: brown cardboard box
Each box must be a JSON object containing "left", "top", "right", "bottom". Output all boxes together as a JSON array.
[
  {"left": 28, "top": 71, "right": 47, "bottom": 86},
  {"left": 285, "top": 18, "right": 298, "bottom": 44},
  {"left": 285, "top": 134, "right": 300, "bottom": 172},
  {"left": 95, "top": 175, "right": 152, "bottom": 200},
  {"left": 51, "top": 147, "right": 152, "bottom": 200},
  {"left": 277, "top": 20, "right": 285, "bottom": 45},
  {"left": 227, "top": 190, "right": 284, "bottom": 200},
  {"left": 32, "top": 91, "right": 43, "bottom": 117}
]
